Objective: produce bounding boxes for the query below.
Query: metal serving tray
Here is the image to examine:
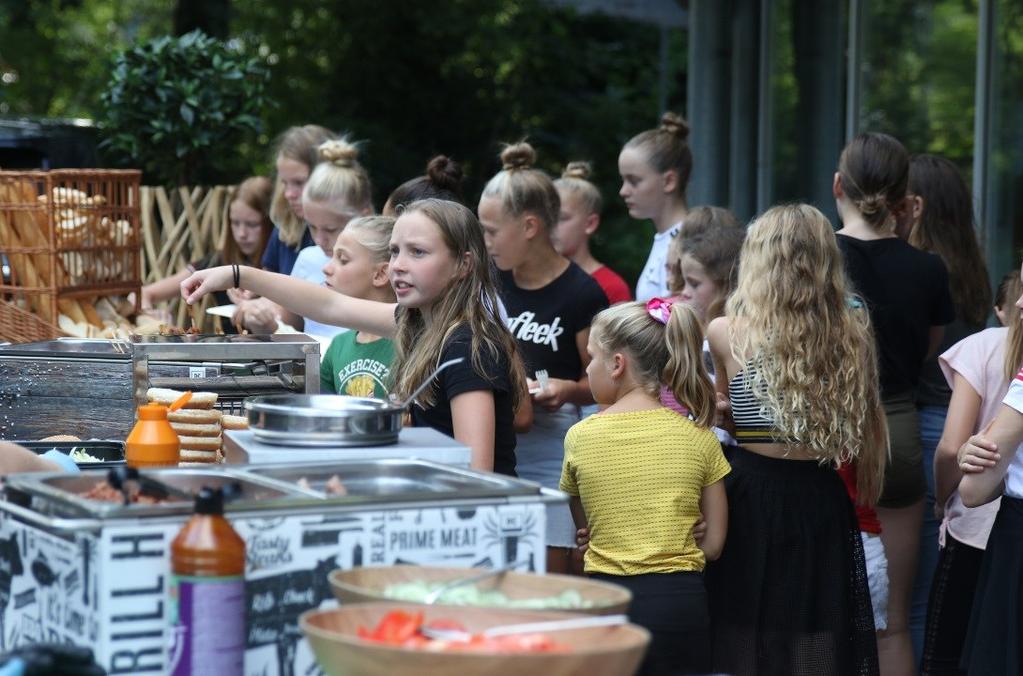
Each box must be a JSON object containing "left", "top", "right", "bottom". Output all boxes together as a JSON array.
[
  {"left": 17, "top": 440, "right": 126, "bottom": 469},
  {"left": 238, "top": 458, "right": 542, "bottom": 505},
  {"left": 4, "top": 468, "right": 322, "bottom": 519},
  {"left": 0, "top": 338, "right": 131, "bottom": 360},
  {"left": 245, "top": 394, "right": 402, "bottom": 447}
]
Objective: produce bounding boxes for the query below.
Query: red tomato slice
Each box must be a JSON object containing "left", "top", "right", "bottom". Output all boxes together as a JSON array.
[{"left": 366, "top": 610, "right": 424, "bottom": 644}]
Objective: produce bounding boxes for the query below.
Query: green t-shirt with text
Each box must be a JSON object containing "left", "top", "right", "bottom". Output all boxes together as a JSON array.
[{"left": 319, "top": 331, "right": 395, "bottom": 398}]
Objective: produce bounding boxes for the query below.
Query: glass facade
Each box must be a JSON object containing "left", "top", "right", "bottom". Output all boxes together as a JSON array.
[
  {"left": 982, "top": 0, "right": 1023, "bottom": 282},
  {"left": 688, "top": 0, "right": 1019, "bottom": 280}
]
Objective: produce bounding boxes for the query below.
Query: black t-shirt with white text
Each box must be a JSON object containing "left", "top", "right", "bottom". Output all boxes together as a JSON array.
[
  {"left": 498, "top": 262, "right": 609, "bottom": 381},
  {"left": 410, "top": 323, "right": 517, "bottom": 477}
]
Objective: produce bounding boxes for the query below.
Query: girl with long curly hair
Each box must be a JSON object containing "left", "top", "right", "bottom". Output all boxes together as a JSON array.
[{"left": 705, "top": 203, "right": 885, "bottom": 676}]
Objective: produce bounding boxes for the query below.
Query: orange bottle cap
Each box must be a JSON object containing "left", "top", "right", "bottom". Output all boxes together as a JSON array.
[{"left": 137, "top": 403, "right": 169, "bottom": 421}]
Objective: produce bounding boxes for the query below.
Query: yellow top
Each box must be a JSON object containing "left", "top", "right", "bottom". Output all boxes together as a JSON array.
[{"left": 559, "top": 407, "right": 730, "bottom": 575}]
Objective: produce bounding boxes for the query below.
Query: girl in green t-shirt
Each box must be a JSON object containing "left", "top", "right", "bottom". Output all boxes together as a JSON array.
[{"left": 318, "top": 216, "right": 396, "bottom": 397}]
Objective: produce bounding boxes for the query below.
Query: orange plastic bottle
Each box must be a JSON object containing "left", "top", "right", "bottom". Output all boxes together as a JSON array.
[
  {"left": 168, "top": 486, "right": 246, "bottom": 675},
  {"left": 125, "top": 403, "right": 180, "bottom": 468}
]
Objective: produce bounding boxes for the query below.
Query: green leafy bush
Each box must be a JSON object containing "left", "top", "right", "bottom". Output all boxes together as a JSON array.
[{"left": 99, "top": 29, "right": 270, "bottom": 185}]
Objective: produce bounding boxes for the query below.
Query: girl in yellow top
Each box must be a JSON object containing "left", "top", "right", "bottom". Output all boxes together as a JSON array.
[{"left": 560, "top": 299, "right": 729, "bottom": 676}]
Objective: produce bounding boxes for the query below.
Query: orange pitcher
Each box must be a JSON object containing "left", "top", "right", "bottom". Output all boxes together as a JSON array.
[{"left": 126, "top": 403, "right": 181, "bottom": 468}]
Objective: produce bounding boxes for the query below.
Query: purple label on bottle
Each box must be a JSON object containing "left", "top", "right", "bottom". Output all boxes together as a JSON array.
[{"left": 168, "top": 575, "right": 245, "bottom": 676}]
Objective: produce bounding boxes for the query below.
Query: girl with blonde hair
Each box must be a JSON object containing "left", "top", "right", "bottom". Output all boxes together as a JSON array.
[
  {"left": 237, "top": 137, "right": 374, "bottom": 337},
  {"left": 553, "top": 161, "right": 630, "bottom": 304},
  {"left": 263, "top": 124, "right": 337, "bottom": 273},
  {"left": 706, "top": 204, "right": 884, "bottom": 675},
  {"left": 562, "top": 299, "right": 729, "bottom": 675},
  {"left": 618, "top": 112, "right": 693, "bottom": 300},
  {"left": 233, "top": 124, "right": 336, "bottom": 331},
  {"left": 181, "top": 199, "right": 526, "bottom": 476},
  {"left": 318, "top": 216, "right": 396, "bottom": 398},
  {"left": 479, "top": 141, "right": 608, "bottom": 572}
]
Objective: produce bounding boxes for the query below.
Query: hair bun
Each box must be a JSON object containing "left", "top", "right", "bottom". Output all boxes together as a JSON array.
[
  {"left": 425, "top": 155, "right": 464, "bottom": 191},
  {"left": 561, "top": 161, "right": 592, "bottom": 181},
  {"left": 500, "top": 142, "right": 536, "bottom": 171},
  {"left": 857, "top": 193, "right": 887, "bottom": 217},
  {"left": 318, "top": 138, "right": 359, "bottom": 167},
  {"left": 659, "top": 112, "right": 690, "bottom": 140}
]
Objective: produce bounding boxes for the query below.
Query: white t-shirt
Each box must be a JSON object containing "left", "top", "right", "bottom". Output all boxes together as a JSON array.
[
  {"left": 634, "top": 222, "right": 680, "bottom": 302},
  {"left": 290, "top": 246, "right": 348, "bottom": 341},
  {"left": 997, "top": 365, "right": 1023, "bottom": 499},
  {"left": 938, "top": 327, "right": 1004, "bottom": 548}
]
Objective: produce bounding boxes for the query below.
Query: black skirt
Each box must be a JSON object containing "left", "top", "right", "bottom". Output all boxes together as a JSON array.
[
  {"left": 961, "top": 495, "right": 1023, "bottom": 675},
  {"left": 705, "top": 446, "right": 879, "bottom": 676}
]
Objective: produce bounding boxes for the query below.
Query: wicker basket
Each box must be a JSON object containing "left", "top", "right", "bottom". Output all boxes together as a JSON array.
[
  {"left": 0, "top": 169, "right": 142, "bottom": 341},
  {"left": 0, "top": 299, "right": 64, "bottom": 343}
]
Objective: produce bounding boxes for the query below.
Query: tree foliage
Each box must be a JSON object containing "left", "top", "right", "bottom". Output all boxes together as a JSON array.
[
  {"left": 0, "top": 0, "right": 686, "bottom": 281},
  {"left": 99, "top": 30, "right": 271, "bottom": 185}
]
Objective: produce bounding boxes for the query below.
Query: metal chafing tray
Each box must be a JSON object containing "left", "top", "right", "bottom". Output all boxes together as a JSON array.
[
  {"left": 17, "top": 440, "right": 126, "bottom": 469},
  {"left": 2, "top": 459, "right": 547, "bottom": 521},
  {"left": 3, "top": 467, "right": 322, "bottom": 519},
  {"left": 235, "top": 459, "right": 543, "bottom": 504}
]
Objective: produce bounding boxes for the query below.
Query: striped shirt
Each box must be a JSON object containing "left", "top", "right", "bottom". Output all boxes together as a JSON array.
[{"left": 728, "top": 365, "right": 793, "bottom": 444}]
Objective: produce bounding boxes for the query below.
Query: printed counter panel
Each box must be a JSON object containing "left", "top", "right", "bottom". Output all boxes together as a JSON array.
[{"left": 0, "top": 502, "right": 547, "bottom": 675}]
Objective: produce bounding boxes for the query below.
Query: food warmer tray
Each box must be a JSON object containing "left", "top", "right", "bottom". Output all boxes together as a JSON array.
[
  {"left": 235, "top": 458, "right": 543, "bottom": 504},
  {"left": 3, "top": 459, "right": 548, "bottom": 522},
  {"left": 3, "top": 467, "right": 322, "bottom": 519},
  {"left": 17, "top": 440, "right": 126, "bottom": 469}
]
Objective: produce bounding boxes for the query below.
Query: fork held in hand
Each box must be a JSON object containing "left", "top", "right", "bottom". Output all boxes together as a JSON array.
[{"left": 535, "top": 369, "right": 550, "bottom": 393}]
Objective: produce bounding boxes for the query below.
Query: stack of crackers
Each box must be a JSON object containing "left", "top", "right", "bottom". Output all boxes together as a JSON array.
[{"left": 146, "top": 387, "right": 248, "bottom": 466}]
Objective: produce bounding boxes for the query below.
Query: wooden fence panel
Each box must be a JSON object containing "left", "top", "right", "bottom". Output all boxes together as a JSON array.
[{"left": 139, "top": 185, "right": 232, "bottom": 332}]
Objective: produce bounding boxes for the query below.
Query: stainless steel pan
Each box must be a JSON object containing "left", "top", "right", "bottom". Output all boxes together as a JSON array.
[{"left": 244, "top": 358, "right": 463, "bottom": 447}]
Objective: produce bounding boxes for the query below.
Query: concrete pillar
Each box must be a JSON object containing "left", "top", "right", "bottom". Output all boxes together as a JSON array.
[{"left": 686, "top": 0, "right": 732, "bottom": 209}]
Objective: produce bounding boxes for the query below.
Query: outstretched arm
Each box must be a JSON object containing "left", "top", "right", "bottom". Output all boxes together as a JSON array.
[{"left": 181, "top": 265, "right": 398, "bottom": 338}]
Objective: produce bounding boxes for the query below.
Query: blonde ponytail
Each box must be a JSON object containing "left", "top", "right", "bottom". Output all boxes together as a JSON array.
[
  {"left": 591, "top": 300, "right": 714, "bottom": 428},
  {"left": 664, "top": 304, "right": 716, "bottom": 427}
]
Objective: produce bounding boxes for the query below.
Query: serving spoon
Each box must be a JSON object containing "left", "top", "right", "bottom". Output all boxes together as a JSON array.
[
  {"left": 388, "top": 357, "right": 464, "bottom": 409},
  {"left": 420, "top": 613, "right": 630, "bottom": 642}
]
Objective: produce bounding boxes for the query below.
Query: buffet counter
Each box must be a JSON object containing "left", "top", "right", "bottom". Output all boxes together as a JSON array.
[{"left": 0, "top": 459, "right": 562, "bottom": 675}]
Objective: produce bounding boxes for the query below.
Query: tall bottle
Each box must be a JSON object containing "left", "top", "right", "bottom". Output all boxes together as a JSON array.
[
  {"left": 126, "top": 403, "right": 180, "bottom": 468},
  {"left": 168, "top": 486, "right": 246, "bottom": 676}
]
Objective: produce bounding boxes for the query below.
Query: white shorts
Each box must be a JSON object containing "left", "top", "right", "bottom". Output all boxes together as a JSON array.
[{"left": 861, "top": 532, "right": 889, "bottom": 631}]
